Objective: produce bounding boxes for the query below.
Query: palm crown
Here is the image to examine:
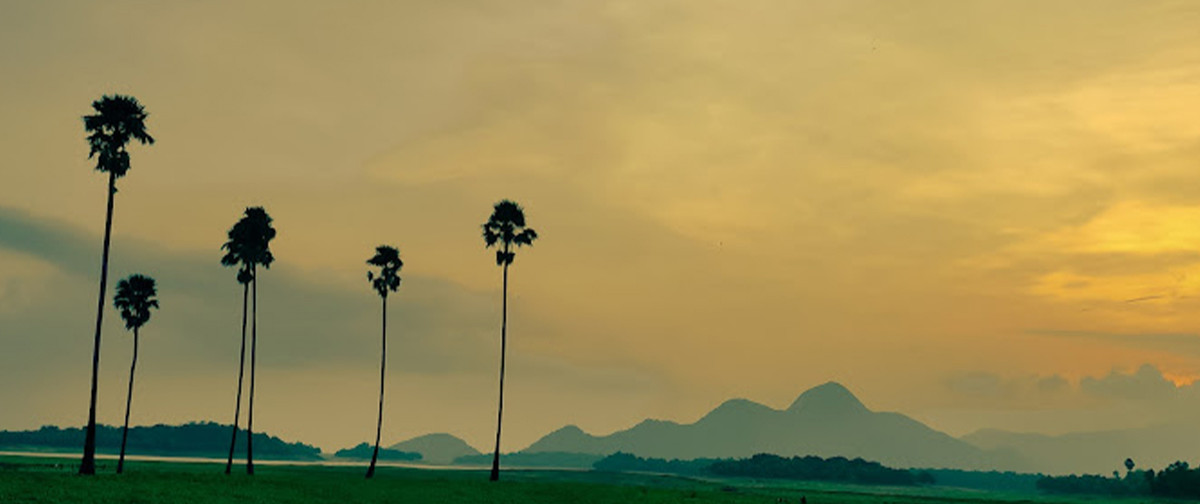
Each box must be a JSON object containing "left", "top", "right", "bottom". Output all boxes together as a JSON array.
[
  {"left": 113, "top": 274, "right": 159, "bottom": 331},
  {"left": 366, "top": 246, "right": 403, "bottom": 299},
  {"left": 482, "top": 200, "right": 538, "bottom": 265},
  {"left": 221, "top": 207, "right": 277, "bottom": 280},
  {"left": 84, "top": 95, "right": 154, "bottom": 178}
]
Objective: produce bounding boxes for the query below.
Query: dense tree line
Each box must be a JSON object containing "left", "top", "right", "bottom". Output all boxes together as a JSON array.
[
  {"left": 708, "top": 453, "right": 929, "bottom": 486},
  {"left": 1037, "top": 461, "right": 1200, "bottom": 499},
  {"left": 333, "top": 443, "right": 421, "bottom": 462},
  {"left": 453, "top": 452, "right": 601, "bottom": 469},
  {"left": 1, "top": 423, "right": 321, "bottom": 460},
  {"left": 917, "top": 469, "right": 1040, "bottom": 493},
  {"left": 593, "top": 452, "right": 932, "bottom": 486},
  {"left": 592, "top": 452, "right": 723, "bottom": 475}
]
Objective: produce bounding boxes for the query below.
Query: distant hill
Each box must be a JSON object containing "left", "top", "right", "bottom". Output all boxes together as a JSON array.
[
  {"left": 333, "top": 442, "right": 421, "bottom": 461},
  {"left": 388, "top": 433, "right": 480, "bottom": 465},
  {"left": 0, "top": 422, "right": 321, "bottom": 460},
  {"left": 521, "top": 382, "right": 1026, "bottom": 470},
  {"left": 962, "top": 424, "right": 1200, "bottom": 475}
]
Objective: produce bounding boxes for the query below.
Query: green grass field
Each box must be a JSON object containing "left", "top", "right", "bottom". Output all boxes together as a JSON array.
[{"left": 0, "top": 454, "right": 1161, "bottom": 504}]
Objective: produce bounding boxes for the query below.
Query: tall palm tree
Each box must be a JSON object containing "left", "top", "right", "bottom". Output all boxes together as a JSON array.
[
  {"left": 241, "top": 207, "right": 275, "bottom": 475},
  {"left": 481, "top": 199, "right": 538, "bottom": 482},
  {"left": 113, "top": 274, "right": 158, "bottom": 475},
  {"left": 220, "top": 218, "right": 256, "bottom": 475},
  {"left": 364, "top": 245, "right": 402, "bottom": 479},
  {"left": 80, "top": 95, "right": 154, "bottom": 475}
]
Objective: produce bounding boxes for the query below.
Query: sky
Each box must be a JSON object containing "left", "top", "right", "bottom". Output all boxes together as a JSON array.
[{"left": 2, "top": 0, "right": 1200, "bottom": 454}]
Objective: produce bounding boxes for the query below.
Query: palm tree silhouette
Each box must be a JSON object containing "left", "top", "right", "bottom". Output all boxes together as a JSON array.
[
  {"left": 364, "top": 245, "right": 403, "bottom": 479},
  {"left": 220, "top": 216, "right": 257, "bottom": 474},
  {"left": 113, "top": 274, "right": 158, "bottom": 474},
  {"left": 481, "top": 199, "right": 538, "bottom": 482},
  {"left": 220, "top": 207, "right": 275, "bottom": 475},
  {"left": 80, "top": 95, "right": 154, "bottom": 475}
]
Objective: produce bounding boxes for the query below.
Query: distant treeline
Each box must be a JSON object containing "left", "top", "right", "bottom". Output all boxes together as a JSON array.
[
  {"left": 593, "top": 452, "right": 722, "bottom": 475},
  {"left": 454, "top": 452, "right": 603, "bottom": 468},
  {"left": 0, "top": 423, "right": 321, "bottom": 460},
  {"left": 593, "top": 452, "right": 933, "bottom": 486},
  {"left": 917, "top": 468, "right": 1040, "bottom": 493},
  {"left": 334, "top": 443, "right": 421, "bottom": 461},
  {"left": 709, "top": 454, "right": 931, "bottom": 486},
  {"left": 1038, "top": 461, "right": 1200, "bottom": 499}
]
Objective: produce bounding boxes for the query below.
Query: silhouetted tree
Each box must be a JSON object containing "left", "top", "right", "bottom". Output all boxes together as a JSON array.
[
  {"left": 80, "top": 95, "right": 154, "bottom": 475},
  {"left": 220, "top": 207, "right": 275, "bottom": 475},
  {"left": 364, "top": 245, "right": 402, "bottom": 479},
  {"left": 1126, "top": 458, "right": 1136, "bottom": 473},
  {"left": 245, "top": 208, "right": 274, "bottom": 475},
  {"left": 220, "top": 214, "right": 257, "bottom": 474},
  {"left": 481, "top": 200, "right": 538, "bottom": 481},
  {"left": 113, "top": 274, "right": 158, "bottom": 474}
]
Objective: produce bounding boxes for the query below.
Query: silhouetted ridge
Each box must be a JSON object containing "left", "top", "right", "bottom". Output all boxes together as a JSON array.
[
  {"left": 388, "top": 433, "right": 480, "bottom": 465},
  {"left": 553, "top": 425, "right": 586, "bottom": 435},
  {"left": 522, "top": 424, "right": 604, "bottom": 454},
  {"left": 514, "top": 381, "right": 1023, "bottom": 470},
  {"left": 698, "top": 399, "right": 775, "bottom": 424},
  {"left": 787, "top": 381, "right": 867, "bottom": 414}
]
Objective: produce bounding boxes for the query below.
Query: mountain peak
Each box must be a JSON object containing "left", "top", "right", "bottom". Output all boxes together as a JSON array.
[
  {"left": 714, "top": 398, "right": 770, "bottom": 412},
  {"left": 553, "top": 424, "right": 586, "bottom": 435},
  {"left": 386, "top": 432, "right": 480, "bottom": 465},
  {"left": 787, "top": 381, "right": 868, "bottom": 414}
]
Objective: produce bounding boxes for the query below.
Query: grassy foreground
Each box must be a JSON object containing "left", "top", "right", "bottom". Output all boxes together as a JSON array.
[{"left": 0, "top": 454, "right": 1157, "bottom": 504}]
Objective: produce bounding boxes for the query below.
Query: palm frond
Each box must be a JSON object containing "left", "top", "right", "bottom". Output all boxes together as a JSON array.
[
  {"left": 220, "top": 206, "right": 276, "bottom": 278},
  {"left": 366, "top": 245, "right": 403, "bottom": 298},
  {"left": 482, "top": 200, "right": 537, "bottom": 264},
  {"left": 83, "top": 95, "right": 154, "bottom": 177},
  {"left": 113, "top": 274, "right": 158, "bottom": 331}
]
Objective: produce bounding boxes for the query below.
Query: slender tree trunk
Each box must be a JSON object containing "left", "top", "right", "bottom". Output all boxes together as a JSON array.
[
  {"left": 366, "top": 295, "right": 387, "bottom": 479},
  {"left": 225, "top": 280, "right": 250, "bottom": 474},
  {"left": 247, "top": 267, "right": 257, "bottom": 475},
  {"left": 80, "top": 172, "right": 116, "bottom": 476},
  {"left": 489, "top": 260, "right": 509, "bottom": 482},
  {"left": 117, "top": 328, "right": 139, "bottom": 474}
]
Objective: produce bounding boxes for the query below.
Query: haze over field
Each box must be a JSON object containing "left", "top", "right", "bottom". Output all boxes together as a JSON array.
[{"left": 3, "top": 0, "right": 1200, "bottom": 467}]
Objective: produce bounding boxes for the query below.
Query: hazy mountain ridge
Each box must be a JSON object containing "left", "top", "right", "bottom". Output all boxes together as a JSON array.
[
  {"left": 387, "top": 433, "right": 480, "bottom": 465},
  {"left": 962, "top": 424, "right": 1200, "bottom": 475},
  {"left": 523, "top": 382, "right": 1027, "bottom": 471}
]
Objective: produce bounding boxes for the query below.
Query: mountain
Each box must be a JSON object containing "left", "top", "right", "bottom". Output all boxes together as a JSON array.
[
  {"left": 522, "top": 382, "right": 1025, "bottom": 470},
  {"left": 962, "top": 424, "right": 1200, "bottom": 475},
  {"left": 0, "top": 422, "right": 321, "bottom": 460},
  {"left": 388, "top": 433, "right": 480, "bottom": 465}
]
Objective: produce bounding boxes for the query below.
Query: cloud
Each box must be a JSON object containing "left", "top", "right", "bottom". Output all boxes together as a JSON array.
[
  {"left": 943, "top": 371, "right": 1073, "bottom": 409},
  {"left": 5, "top": 0, "right": 1200, "bottom": 451},
  {"left": 1030, "top": 330, "right": 1200, "bottom": 358},
  {"left": 1080, "top": 364, "right": 1182, "bottom": 401},
  {"left": 0, "top": 206, "right": 503, "bottom": 373},
  {"left": 943, "top": 363, "right": 1200, "bottom": 417}
]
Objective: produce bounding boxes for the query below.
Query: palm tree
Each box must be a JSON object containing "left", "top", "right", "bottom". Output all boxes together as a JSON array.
[
  {"left": 481, "top": 199, "right": 538, "bottom": 482},
  {"left": 220, "top": 219, "right": 256, "bottom": 475},
  {"left": 241, "top": 207, "right": 275, "bottom": 475},
  {"left": 80, "top": 95, "right": 154, "bottom": 475},
  {"left": 113, "top": 274, "right": 158, "bottom": 474},
  {"left": 364, "top": 245, "right": 402, "bottom": 479}
]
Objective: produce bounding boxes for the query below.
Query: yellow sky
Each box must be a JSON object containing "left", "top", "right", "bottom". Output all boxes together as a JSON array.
[{"left": 2, "top": 0, "right": 1200, "bottom": 451}]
